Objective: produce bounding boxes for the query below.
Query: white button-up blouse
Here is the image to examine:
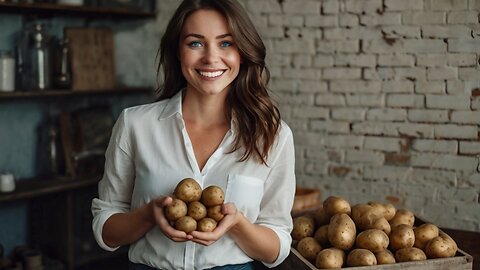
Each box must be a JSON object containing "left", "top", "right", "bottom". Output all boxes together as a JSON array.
[{"left": 91, "top": 90, "right": 296, "bottom": 270}]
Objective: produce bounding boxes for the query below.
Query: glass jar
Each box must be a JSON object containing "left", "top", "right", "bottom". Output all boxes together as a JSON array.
[
  {"left": 0, "top": 50, "right": 15, "bottom": 92},
  {"left": 27, "top": 23, "right": 51, "bottom": 91}
]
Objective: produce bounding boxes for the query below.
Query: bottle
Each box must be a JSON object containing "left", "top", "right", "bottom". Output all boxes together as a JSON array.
[
  {"left": 27, "top": 23, "right": 51, "bottom": 91},
  {"left": 48, "top": 124, "right": 59, "bottom": 175},
  {"left": 53, "top": 38, "right": 72, "bottom": 89},
  {"left": 0, "top": 50, "right": 15, "bottom": 92}
]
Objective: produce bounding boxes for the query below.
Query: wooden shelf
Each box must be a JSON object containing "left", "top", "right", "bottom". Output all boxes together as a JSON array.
[
  {"left": 0, "top": 2, "right": 155, "bottom": 19},
  {"left": 0, "top": 176, "right": 100, "bottom": 203},
  {"left": 0, "top": 87, "right": 153, "bottom": 100}
]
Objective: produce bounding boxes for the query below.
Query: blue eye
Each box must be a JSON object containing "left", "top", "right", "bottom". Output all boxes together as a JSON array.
[
  {"left": 189, "top": 41, "right": 202, "bottom": 48},
  {"left": 220, "top": 41, "right": 232, "bottom": 47}
]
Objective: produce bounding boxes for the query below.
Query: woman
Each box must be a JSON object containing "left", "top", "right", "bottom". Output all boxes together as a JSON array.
[{"left": 91, "top": 0, "right": 296, "bottom": 269}]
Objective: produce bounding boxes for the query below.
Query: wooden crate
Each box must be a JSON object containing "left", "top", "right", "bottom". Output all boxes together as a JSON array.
[{"left": 283, "top": 212, "right": 474, "bottom": 270}]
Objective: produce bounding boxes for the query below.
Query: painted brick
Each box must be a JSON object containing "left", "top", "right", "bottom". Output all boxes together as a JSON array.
[
  {"left": 275, "top": 92, "right": 313, "bottom": 106},
  {"left": 364, "top": 165, "right": 411, "bottom": 181},
  {"left": 335, "top": 54, "right": 376, "bottom": 67},
  {"left": 353, "top": 122, "right": 434, "bottom": 138},
  {"left": 425, "top": 0, "right": 468, "bottom": 11},
  {"left": 283, "top": 0, "right": 321, "bottom": 15},
  {"left": 416, "top": 54, "right": 447, "bottom": 67},
  {"left": 451, "top": 111, "right": 480, "bottom": 124},
  {"left": 446, "top": 81, "right": 466, "bottom": 95},
  {"left": 299, "top": 28, "right": 323, "bottom": 39},
  {"left": 459, "top": 141, "right": 480, "bottom": 154},
  {"left": 412, "top": 139, "right": 457, "bottom": 153},
  {"left": 259, "top": 26, "right": 285, "bottom": 38},
  {"left": 382, "top": 26, "right": 421, "bottom": 38},
  {"left": 285, "top": 28, "right": 301, "bottom": 38},
  {"left": 298, "top": 80, "right": 328, "bottom": 93},
  {"left": 305, "top": 15, "right": 337, "bottom": 27},
  {"left": 317, "top": 40, "right": 360, "bottom": 53},
  {"left": 426, "top": 95, "right": 469, "bottom": 110},
  {"left": 331, "top": 108, "right": 367, "bottom": 121},
  {"left": 292, "top": 106, "right": 329, "bottom": 119},
  {"left": 324, "top": 135, "right": 365, "bottom": 149},
  {"left": 458, "top": 68, "right": 480, "bottom": 80},
  {"left": 393, "top": 67, "right": 427, "bottom": 81},
  {"left": 344, "top": 0, "right": 383, "bottom": 14},
  {"left": 339, "top": 14, "right": 359, "bottom": 27},
  {"left": 268, "top": 15, "right": 304, "bottom": 27},
  {"left": 449, "top": 39, "right": 480, "bottom": 53},
  {"left": 434, "top": 124, "right": 478, "bottom": 139},
  {"left": 408, "top": 109, "right": 449, "bottom": 122},
  {"left": 402, "top": 12, "right": 446, "bottom": 25},
  {"left": 346, "top": 150, "right": 384, "bottom": 165},
  {"left": 411, "top": 153, "right": 477, "bottom": 171},
  {"left": 364, "top": 68, "right": 395, "bottom": 80},
  {"left": 323, "top": 68, "right": 362, "bottom": 80},
  {"left": 447, "top": 11, "right": 479, "bottom": 24},
  {"left": 322, "top": 0, "right": 339, "bottom": 14},
  {"left": 387, "top": 94, "right": 425, "bottom": 108},
  {"left": 273, "top": 39, "right": 315, "bottom": 54},
  {"left": 382, "top": 81, "right": 414, "bottom": 93},
  {"left": 427, "top": 67, "right": 458, "bottom": 80},
  {"left": 324, "top": 28, "right": 382, "bottom": 40},
  {"left": 410, "top": 168, "right": 457, "bottom": 185},
  {"left": 378, "top": 54, "right": 415, "bottom": 67},
  {"left": 270, "top": 79, "right": 297, "bottom": 92},
  {"left": 385, "top": 0, "right": 423, "bottom": 10},
  {"left": 293, "top": 55, "right": 312, "bottom": 68},
  {"left": 246, "top": 0, "right": 282, "bottom": 13},
  {"left": 363, "top": 39, "right": 446, "bottom": 54},
  {"left": 447, "top": 54, "right": 477, "bottom": 67},
  {"left": 315, "top": 94, "right": 346, "bottom": 106},
  {"left": 346, "top": 94, "right": 384, "bottom": 107},
  {"left": 366, "top": 108, "right": 407, "bottom": 121},
  {"left": 360, "top": 13, "right": 402, "bottom": 25},
  {"left": 310, "top": 120, "right": 350, "bottom": 133},
  {"left": 423, "top": 25, "right": 472, "bottom": 38},
  {"left": 312, "top": 55, "right": 334, "bottom": 68},
  {"left": 283, "top": 68, "right": 321, "bottom": 79},
  {"left": 365, "top": 136, "right": 406, "bottom": 152},
  {"left": 415, "top": 81, "right": 445, "bottom": 94},
  {"left": 331, "top": 80, "right": 382, "bottom": 93},
  {"left": 472, "top": 96, "right": 480, "bottom": 110}
]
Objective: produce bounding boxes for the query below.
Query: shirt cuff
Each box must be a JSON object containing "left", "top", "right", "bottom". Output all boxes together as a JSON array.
[
  {"left": 258, "top": 224, "right": 292, "bottom": 268},
  {"left": 91, "top": 198, "right": 124, "bottom": 252}
]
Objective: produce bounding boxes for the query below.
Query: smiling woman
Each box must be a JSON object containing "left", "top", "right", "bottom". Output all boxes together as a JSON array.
[{"left": 91, "top": 1, "right": 296, "bottom": 270}]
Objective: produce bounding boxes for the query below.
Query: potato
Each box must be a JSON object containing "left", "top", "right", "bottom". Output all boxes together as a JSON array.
[
  {"left": 292, "top": 216, "right": 315, "bottom": 241},
  {"left": 414, "top": 223, "right": 439, "bottom": 250},
  {"left": 368, "top": 217, "right": 391, "bottom": 236},
  {"left": 207, "top": 205, "right": 224, "bottom": 222},
  {"left": 328, "top": 214, "right": 356, "bottom": 250},
  {"left": 314, "top": 207, "right": 331, "bottom": 226},
  {"left": 395, "top": 247, "right": 427, "bottom": 262},
  {"left": 383, "top": 203, "right": 396, "bottom": 221},
  {"left": 188, "top": 201, "right": 207, "bottom": 221},
  {"left": 355, "top": 229, "right": 389, "bottom": 253},
  {"left": 165, "top": 198, "right": 188, "bottom": 221},
  {"left": 367, "top": 201, "right": 387, "bottom": 216},
  {"left": 313, "top": 225, "right": 330, "bottom": 247},
  {"left": 201, "top": 185, "right": 225, "bottom": 207},
  {"left": 174, "top": 178, "right": 202, "bottom": 203},
  {"left": 425, "top": 232, "right": 458, "bottom": 258},
  {"left": 389, "top": 209, "right": 415, "bottom": 228},
  {"left": 175, "top": 216, "right": 197, "bottom": 233},
  {"left": 346, "top": 249, "right": 377, "bottom": 267},
  {"left": 197, "top": 217, "right": 217, "bottom": 232},
  {"left": 315, "top": 248, "right": 345, "bottom": 269},
  {"left": 389, "top": 224, "right": 415, "bottom": 251},
  {"left": 323, "top": 196, "right": 351, "bottom": 216},
  {"left": 351, "top": 204, "right": 384, "bottom": 230},
  {"left": 375, "top": 249, "right": 396, "bottom": 264},
  {"left": 297, "top": 237, "right": 322, "bottom": 262}
]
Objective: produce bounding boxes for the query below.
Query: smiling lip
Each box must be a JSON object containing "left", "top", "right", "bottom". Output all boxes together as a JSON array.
[{"left": 197, "top": 69, "right": 226, "bottom": 79}]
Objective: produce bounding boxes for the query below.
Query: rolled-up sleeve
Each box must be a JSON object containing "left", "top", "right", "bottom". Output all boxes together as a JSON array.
[
  {"left": 255, "top": 124, "right": 296, "bottom": 268},
  {"left": 91, "top": 110, "right": 135, "bottom": 251}
]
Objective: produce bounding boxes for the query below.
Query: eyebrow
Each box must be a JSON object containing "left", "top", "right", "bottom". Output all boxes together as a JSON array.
[{"left": 183, "top": 33, "right": 232, "bottom": 39}]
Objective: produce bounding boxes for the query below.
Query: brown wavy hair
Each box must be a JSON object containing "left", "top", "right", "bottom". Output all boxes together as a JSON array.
[{"left": 156, "top": 0, "right": 281, "bottom": 165}]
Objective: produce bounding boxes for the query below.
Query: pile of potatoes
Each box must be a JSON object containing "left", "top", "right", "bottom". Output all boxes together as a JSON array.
[
  {"left": 165, "top": 178, "right": 225, "bottom": 233},
  {"left": 292, "top": 196, "right": 458, "bottom": 269}
]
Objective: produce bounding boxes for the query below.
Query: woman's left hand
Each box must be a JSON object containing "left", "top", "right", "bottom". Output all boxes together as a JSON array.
[{"left": 189, "top": 203, "right": 241, "bottom": 246}]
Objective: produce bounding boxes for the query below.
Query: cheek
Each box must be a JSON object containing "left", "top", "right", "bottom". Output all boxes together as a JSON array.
[{"left": 225, "top": 52, "right": 241, "bottom": 69}]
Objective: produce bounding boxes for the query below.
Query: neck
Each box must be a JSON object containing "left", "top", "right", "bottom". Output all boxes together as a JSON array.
[{"left": 182, "top": 88, "right": 229, "bottom": 127}]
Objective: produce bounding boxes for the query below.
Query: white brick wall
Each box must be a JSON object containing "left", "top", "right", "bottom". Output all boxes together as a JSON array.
[{"left": 158, "top": 0, "right": 480, "bottom": 231}]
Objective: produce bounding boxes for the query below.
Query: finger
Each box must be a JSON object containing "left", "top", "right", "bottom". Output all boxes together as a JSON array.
[
  {"left": 221, "top": 203, "right": 237, "bottom": 215},
  {"left": 191, "top": 238, "right": 214, "bottom": 246},
  {"left": 155, "top": 196, "right": 173, "bottom": 207}
]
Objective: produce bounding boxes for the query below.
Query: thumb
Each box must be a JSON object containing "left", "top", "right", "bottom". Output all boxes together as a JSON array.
[
  {"left": 222, "top": 203, "right": 237, "bottom": 215},
  {"left": 155, "top": 196, "right": 173, "bottom": 208}
]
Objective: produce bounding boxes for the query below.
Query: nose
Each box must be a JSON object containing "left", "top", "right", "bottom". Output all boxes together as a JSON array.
[{"left": 201, "top": 45, "right": 219, "bottom": 64}]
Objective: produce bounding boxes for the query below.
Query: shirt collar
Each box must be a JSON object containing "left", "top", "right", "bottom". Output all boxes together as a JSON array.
[{"left": 158, "top": 90, "right": 184, "bottom": 121}]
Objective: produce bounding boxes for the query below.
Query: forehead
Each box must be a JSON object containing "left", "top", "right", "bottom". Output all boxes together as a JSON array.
[{"left": 181, "top": 9, "right": 230, "bottom": 36}]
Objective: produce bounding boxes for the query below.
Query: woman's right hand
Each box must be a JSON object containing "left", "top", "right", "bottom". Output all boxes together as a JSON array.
[{"left": 151, "top": 196, "right": 191, "bottom": 242}]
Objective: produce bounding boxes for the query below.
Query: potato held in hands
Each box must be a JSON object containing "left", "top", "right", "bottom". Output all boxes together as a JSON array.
[{"left": 174, "top": 178, "right": 202, "bottom": 203}]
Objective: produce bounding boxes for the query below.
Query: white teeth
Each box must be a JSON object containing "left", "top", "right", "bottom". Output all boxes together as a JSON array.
[{"left": 199, "top": 70, "right": 224, "bottom": 78}]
